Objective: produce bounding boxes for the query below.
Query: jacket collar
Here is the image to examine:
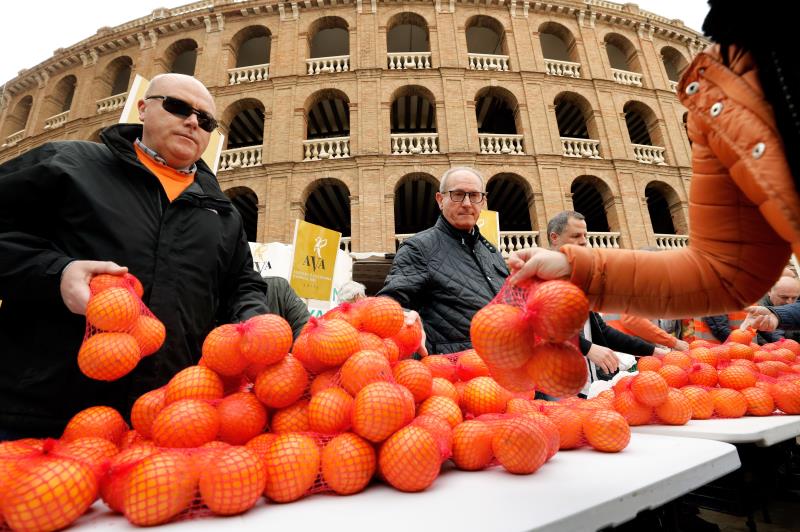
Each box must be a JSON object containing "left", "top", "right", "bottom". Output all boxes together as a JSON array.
[{"left": 435, "top": 214, "right": 480, "bottom": 245}]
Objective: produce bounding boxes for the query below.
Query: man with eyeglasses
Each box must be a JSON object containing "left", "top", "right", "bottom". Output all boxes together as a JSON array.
[
  {"left": 0, "top": 73, "right": 308, "bottom": 440},
  {"left": 378, "top": 167, "right": 508, "bottom": 354}
]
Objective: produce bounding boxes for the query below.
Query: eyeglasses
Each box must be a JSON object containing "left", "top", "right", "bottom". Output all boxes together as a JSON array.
[
  {"left": 447, "top": 190, "right": 486, "bottom": 204},
  {"left": 145, "top": 95, "right": 218, "bottom": 133}
]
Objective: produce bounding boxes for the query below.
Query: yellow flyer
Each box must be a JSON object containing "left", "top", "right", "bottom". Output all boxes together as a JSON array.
[
  {"left": 119, "top": 74, "right": 224, "bottom": 173},
  {"left": 477, "top": 209, "right": 500, "bottom": 247},
  {"left": 290, "top": 220, "right": 341, "bottom": 300}
]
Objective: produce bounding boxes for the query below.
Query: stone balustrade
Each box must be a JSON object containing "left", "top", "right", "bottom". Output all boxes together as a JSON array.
[
  {"left": 611, "top": 68, "right": 643, "bottom": 87},
  {"left": 669, "top": 80, "right": 678, "bottom": 92},
  {"left": 228, "top": 63, "right": 270, "bottom": 85},
  {"left": 654, "top": 234, "right": 688, "bottom": 250},
  {"left": 219, "top": 145, "right": 262, "bottom": 172},
  {"left": 587, "top": 232, "right": 621, "bottom": 248},
  {"left": 390, "top": 133, "right": 439, "bottom": 155},
  {"left": 96, "top": 92, "right": 128, "bottom": 114},
  {"left": 44, "top": 111, "right": 69, "bottom": 130},
  {"left": 303, "top": 136, "right": 351, "bottom": 161},
  {"left": 467, "top": 53, "right": 509, "bottom": 71},
  {"left": 387, "top": 52, "right": 432, "bottom": 70},
  {"left": 498, "top": 231, "right": 539, "bottom": 258},
  {"left": 632, "top": 144, "right": 667, "bottom": 165},
  {"left": 560, "top": 137, "right": 601, "bottom": 159},
  {"left": 544, "top": 59, "right": 581, "bottom": 78},
  {"left": 478, "top": 133, "right": 524, "bottom": 155},
  {"left": 339, "top": 237, "right": 351, "bottom": 253},
  {"left": 306, "top": 55, "right": 350, "bottom": 75},
  {"left": 3, "top": 130, "right": 24, "bottom": 148}
]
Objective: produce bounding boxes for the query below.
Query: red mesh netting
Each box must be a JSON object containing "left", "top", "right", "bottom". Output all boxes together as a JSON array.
[{"left": 78, "top": 273, "right": 165, "bottom": 382}]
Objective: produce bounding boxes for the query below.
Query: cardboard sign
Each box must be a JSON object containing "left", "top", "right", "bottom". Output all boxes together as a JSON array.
[
  {"left": 477, "top": 209, "right": 500, "bottom": 247},
  {"left": 289, "top": 220, "right": 341, "bottom": 301},
  {"left": 118, "top": 74, "right": 224, "bottom": 173}
]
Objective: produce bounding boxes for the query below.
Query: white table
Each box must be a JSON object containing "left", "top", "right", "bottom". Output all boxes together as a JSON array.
[
  {"left": 630, "top": 415, "right": 800, "bottom": 447},
  {"left": 72, "top": 433, "right": 739, "bottom": 532}
]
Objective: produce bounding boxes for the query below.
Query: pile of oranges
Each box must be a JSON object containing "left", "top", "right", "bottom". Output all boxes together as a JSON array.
[{"left": 77, "top": 273, "right": 166, "bottom": 381}]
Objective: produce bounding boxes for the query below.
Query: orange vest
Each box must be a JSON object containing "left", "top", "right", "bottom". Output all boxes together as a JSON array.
[{"left": 693, "top": 311, "right": 747, "bottom": 343}]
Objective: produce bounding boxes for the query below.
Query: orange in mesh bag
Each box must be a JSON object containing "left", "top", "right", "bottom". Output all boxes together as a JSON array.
[
  {"left": 491, "top": 417, "right": 549, "bottom": 474},
  {"left": 411, "top": 414, "right": 453, "bottom": 462},
  {"left": 263, "top": 433, "right": 320, "bottom": 503},
  {"left": 357, "top": 296, "right": 405, "bottom": 338},
  {"left": 461, "top": 376, "right": 510, "bottom": 416},
  {"left": 62, "top": 405, "right": 129, "bottom": 446},
  {"left": 216, "top": 391, "right": 268, "bottom": 445},
  {"left": 582, "top": 409, "right": 631, "bottom": 452},
  {"left": 320, "top": 432, "right": 376, "bottom": 495},
  {"left": 305, "top": 317, "right": 360, "bottom": 367},
  {"left": 470, "top": 304, "right": 534, "bottom": 370},
  {"left": 680, "top": 385, "right": 714, "bottom": 420},
  {"left": 379, "top": 425, "right": 441, "bottom": 492},
  {"left": 352, "top": 382, "right": 410, "bottom": 443},
  {"left": 2, "top": 439, "right": 99, "bottom": 532},
  {"left": 393, "top": 359, "right": 433, "bottom": 403},
  {"left": 525, "top": 280, "right": 589, "bottom": 343},
  {"left": 308, "top": 387, "right": 353, "bottom": 434},
  {"left": 78, "top": 273, "right": 165, "bottom": 382},
  {"left": 123, "top": 450, "right": 199, "bottom": 526},
  {"left": 451, "top": 419, "right": 494, "bottom": 471},
  {"left": 199, "top": 446, "right": 266, "bottom": 516}
]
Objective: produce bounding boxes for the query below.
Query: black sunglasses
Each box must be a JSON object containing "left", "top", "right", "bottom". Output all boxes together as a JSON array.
[{"left": 146, "top": 95, "right": 218, "bottom": 133}]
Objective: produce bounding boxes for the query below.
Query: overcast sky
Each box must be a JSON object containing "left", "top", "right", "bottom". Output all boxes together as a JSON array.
[{"left": 0, "top": 0, "right": 709, "bottom": 86}]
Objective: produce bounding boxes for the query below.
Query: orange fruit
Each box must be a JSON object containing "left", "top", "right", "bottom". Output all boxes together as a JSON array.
[
  {"left": 379, "top": 426, "right": 441, "bottom": 492},
  {"left": 199, "top": 446, "right": 266, "bottom": 515},
  {"left": 391, "top": 319, "right": 424, "bottom": 358},
  {"left": 383, "top": 338, "right": 401, "bottom": 364},
  {"left": 709, "top": 345, "right": 730, "bottom": 364},
  {"left": 59, "top": 437, "right": 119, "bottom": 473},
  {"left": 90, "top": 272, "right": 144, "bottom": 298},
  {"left": 757, "top": 361, "right": 791, "bottom": 377},
  {"left": 583, "top": 409, "right": 630, "bottom": 452},
  {"left": 631, "top": 371, "right": 669, "bottom": 407},
  {"left": 662, "top": 351, "right": 692, "bottom": 370},
  {"left": 506, "top": 397, "right": 537, "bottom": 415},
  {"left": 62, "top": 405, "right": 128, "bottom": 445},
  {"left": 323, "top": 301, "right": 364, "bottom": 329},
  {"left": 86, "top": 286, "right": 140, "bottom": 332},
  {"left": 308, "top": 387, "right": 354, "bottom": 434},
  {"left": 729, "top": 343, "right": 755, "bottom": 361},
  {"left": 687, "top": 362, "right": 718, "bottom": 387},
  {"left": 526, "top": 280, "right": 589, "bottom": 342},
  {"left": 270, "top": 399, "right": 310, "bottom": 433},
  {"left": 263, "top": 433, "right": 320, "bottom": 502},
  {"left": 728, "top": 328, "right": 754, "bottom": 345},
  {"left": 129, "top": 315, "right": 165, "bottom": 357},
  {"left": 418, "top": 395, "right": 463, "bottom": 428},
  {"left": 291, "top": 332, "right": 330, "bottom": 373},
  {"left": 455, "top": 349, "right": 490, "bottom": 381},
  {"left": 245, "top": 433, "right": 277, "bottom": 458},
  {"left": 340, "top": 349, "right": 394, "bottom": 396},
  {"left": 681, "top": 385, "right": 714, "bottom": 419},
  {"left": 451, "top": 420, "right": 494, "bottom": 471},
  {"left": 658, "top": 364, "right": 689, "bottom": 388},
  {"left": 612, "top": 390, "right": 653, "bottom": 426},
  {"left": 524, "top": 342, "right": 587, "bottom": 397},
  {"left": 740, "top": 387, "right": 775, "bottom": 416},
  {"left": 3, "top": 454, "right": 98, "bottom": 532},
  {"left": 637, "top": 356, "right": 662, "bottom": 372},
  {"left": 358, "top": 297, "right": 405, "bottom": 338},
  {"left": 520, "top": 412, "right": 561, "bottom": 459},
  {"left": 357, "top": 331, "right": 389, "bottom": 356},
  {"left": 240, "top": 314, "right": 293, "bottom": 366},
  {"left": 216, "top": 391, "right": 268, "bottom": 445},
  {"left": 78, "top": 332, "right": 141, "bottom": 381},
  {"left": 124, "top": 451, "right": 198, "bottom": 526},
  {"left": 393, "top": 359, "right": 433, "bottom": 402},
  {"left": 306, "top": 317, "right": 360, "bottom": 366},
  {"left": 310, "top": 369, "right": 340, "bottom": 396},
  {"left": 130, "top": 387, "right": 166, "bottom": 439},
  {"left": 421, "top": 355, "right": 457, "bottom": 381},
  {"left": 771, "top": 348, "right": 796, "bottom": 363},
  {"left": 544, "top": 406, "right": 584, "bottom": 449},
  {"left": 470, "top": 304, "right": 534, "bottom": 369},
  {"left": 151, "top": 399, "right": 220, "bottom": 448},
  {"left": 718, "top": 365, "right": 757, "bottom": 390},
  {"left": 411, "top": 414, "right": 453, "bottom": 462},
  {"left": 100, "top": 445, "right": 159, "bottom": 513},
  {"left": 689, "top": 347, "right": 718, "bottom": 366},
  {"left": 492, "top": 417, "right": 549, "bottom": 474},
  {"left": 201, "top": 323, "right": 247, "bottom": 377},
  {"left": 488, "top": 364, "right": 537, "bottom": 393},
  {"left": 119, "top": 430, "right": 149, "bottom": 450},
  {"left": 164, "top": 365, "right": 224, "bottom": 404},
  {"left": 655, "top": 389, "right": 692, "bottom": 425},
  {"left": 352, "top": 382, "right": 408, "bottom": 442},
  {"left": 254, "top": 354, "right": 308, "bottom": 409},
  {"left": 321, "top": 432, "right": 376, "bottom": 495},
  {"left": 398, "top": 385, "right": 417, "bottom": 424},
  {"left": 690, "top": 339, "right": 714, "bottom": 349},
  {"left": 430, "top": 377, "right": 459, "bottom": 402},
  {"left": 778, "top": 338, "right": 800, "bottom": 355},
  {"left": 710, "top": 388, "right": 748, "bottom": 418},
  {"left": 772, "top": 380, "right": 800, "bottom": 414},
  {"left": 461, "top": 376, "right": 509, "bottom": 416}
]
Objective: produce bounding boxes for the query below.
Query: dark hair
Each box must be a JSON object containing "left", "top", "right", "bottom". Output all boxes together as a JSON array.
[{"left": 546, "top": 211, "right": 585, "bottom": 239}]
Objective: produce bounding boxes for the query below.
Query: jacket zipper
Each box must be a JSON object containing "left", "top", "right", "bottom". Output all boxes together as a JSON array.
[{"left": 463, "top": 237, "right": 498, "bottom": 295}]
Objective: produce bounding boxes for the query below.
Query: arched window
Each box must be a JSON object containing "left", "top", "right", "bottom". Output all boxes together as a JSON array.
[
  {"left": 571, "top": 176, "right": 614, "bottom": 233},
  {"left": 304, "top": 179, "right": 351, "bottom": 237},
  {"left": 605, "top": 33, "right": 642, "bottom": 87},
  {"left": 2, "top": 95, "right": 33, "bottom": 144},
  {"left": 223, "top": 99, "right": 266, "bottom": 150},
  {"left": 465, "top": 15, "right": 509, "bottom": 71},
  {"left": 394, "top": 173, "right": 439, "bottom": 235},
  {"left": 539, "top": 22, "right": 580, "bottom": 78},
  {"left": 386, "top": 12, "right": 431, "bottom": 69},
  {"left": 645, "top": 181, "right": 687, "bottom": 235},
  {"left": 390, "top": 86, "right": 438, "bottom": 155},
  {"left": 307, "top": 17, "right": 349, "bottom": 74},
  {"left": 109, "top": 56, "right": 133, "bottom": 96},
  {"left": 228, "top": 26, "right": 272, "bottom": 84},
  {"left": 475, "top": 87, "right": 523, "bottom": 154},
  {"left": 661, "top": 46, "right": 689, "bottom": 89},
  {"left": 487, "top": 174, "right": 534, "bottom": 232},
  {"left": 304, "top": 89, "right": 351, "bottom": 160},
  {"left": 42, "top": 75, "right": 77, "bottom": 130},
  {"left": 624, "top": 101, "right": 667, "bottom": 164},
  {"left": 225, "top": 187, "right": 259, "bottom": 242},
  {"left": 166, "top": 39, "right": 198, "bottom": 75}
]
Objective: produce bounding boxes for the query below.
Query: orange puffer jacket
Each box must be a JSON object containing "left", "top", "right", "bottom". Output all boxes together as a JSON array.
[{"left": 563, "top": 44, "right": 800, "bottom": 319}]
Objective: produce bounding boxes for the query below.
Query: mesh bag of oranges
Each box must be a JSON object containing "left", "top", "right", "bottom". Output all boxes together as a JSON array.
[
  {"left": 469, "top": 278, "right": 589, "bottom": 398},
  {"left": 77, "top": 273, "right": 166, "bottom": 382}
]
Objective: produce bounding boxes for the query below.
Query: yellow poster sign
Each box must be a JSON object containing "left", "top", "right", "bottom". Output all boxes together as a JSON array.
[
  {"left": 477, "top": 209, "right": 500, "bottom": 247},
  {"left": 290, "top": 220, "right": 341, "bottom": 300},
  {"left": 119, "top": 74, "right": 225, "bottom": 173}
]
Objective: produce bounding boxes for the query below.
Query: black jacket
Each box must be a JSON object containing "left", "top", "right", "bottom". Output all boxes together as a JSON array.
[
  {"left": 701, "top": 315, "right": 733, "bottom": 343},
  {"left": 377, "top": 215, "right": 508, "bottom": 354},
  {"left": 579, "top": 312, "right": 656, "bottom": 380},
  {"left": 0, "top": 124, "right": 302, "bottom": 436},
  {"left": 758, "top": 295, "right": 800, "bottom": 344}
]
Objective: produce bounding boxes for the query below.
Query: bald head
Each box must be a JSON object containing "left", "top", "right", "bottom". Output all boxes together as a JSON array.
[
  {"left": 137, "top": 73, "right": 216, "bottom": 170},
  {"left": 769, "top": 276, "right": 800, "bottom": 306}
]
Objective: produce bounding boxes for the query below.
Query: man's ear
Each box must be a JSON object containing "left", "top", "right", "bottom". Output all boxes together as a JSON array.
[{"left": 435, "top": 191, "right": 444, "bottom": 210}]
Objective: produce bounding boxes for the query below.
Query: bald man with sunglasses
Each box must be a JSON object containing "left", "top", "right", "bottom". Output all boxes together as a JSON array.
[{"left": 0, "top": 73, "right": 308, "bottom": 440}]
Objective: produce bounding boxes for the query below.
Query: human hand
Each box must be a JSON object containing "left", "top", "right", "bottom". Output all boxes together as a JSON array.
[
  {"left": 507, "top": 248, "right": 572, "bottom": 285},
  {"left": 403, "top": 310, "right": 428, "bottom": 357},
  {"left": 673, "top": 339, "right": 690, "bottom": 351},
  {"left": 653, "top": 347, "right": 671, "bottom": 357},
  {"left": 744, "top": 306, "right": 779, "bottom": 332},
  {"left": 60, "top": 260, "right": 128, "bottom": 315},
  {"left": 586, "top": 344, "right": 619, "bottom": 374}
]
